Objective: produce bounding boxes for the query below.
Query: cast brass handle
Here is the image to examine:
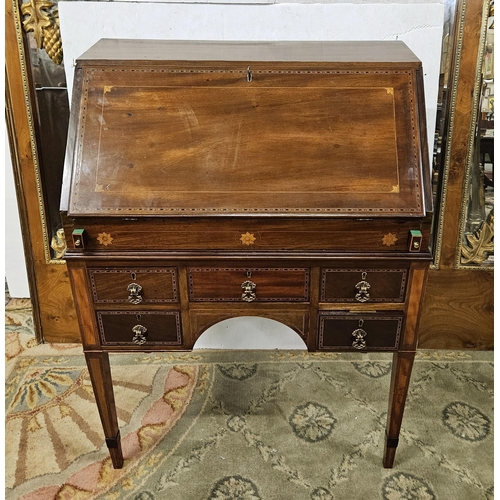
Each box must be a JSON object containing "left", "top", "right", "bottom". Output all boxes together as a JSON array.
[
  {"left": 127, "top": 282, "right": 143, "bottom": 304},
  {"left": 355, "top": 272, "right": 371, "bottom": 303},
  {"left": 241, "top": 271, "right": 256, "bottom": 302},
  {"left": 351, "top": 319, "right": 368, "bottom": 350},
  {"left": 132, "top": 324, "right": 148, "bottom": 345}
]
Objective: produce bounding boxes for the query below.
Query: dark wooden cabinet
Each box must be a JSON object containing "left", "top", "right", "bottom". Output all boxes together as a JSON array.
[{"left": 61, "top": 39, "right": 432, "bottom": 469}]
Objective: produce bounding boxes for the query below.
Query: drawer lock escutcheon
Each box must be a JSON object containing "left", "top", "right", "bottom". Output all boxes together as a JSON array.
[
  {"left": 132, "top": 324, "right": 148, "bottom": 345},
  {"left": 127, "top": 282, "right": 143, "bottom": 304},
  {"left": 355, "top": 272, "right": 371, "bottom": 302},
  {"left": 241, "top": 271, "right": 257, "bottom": 302},
  {"left": 352, "top": 320, "right": 368, "bottom": 350}
]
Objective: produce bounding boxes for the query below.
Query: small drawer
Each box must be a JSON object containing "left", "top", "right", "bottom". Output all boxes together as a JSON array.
[
  {"left": 318, "top": 313, "right": 403, "bottom": 351},
  {"left": 89, "top": 268, "right": 178, "bottom": 304},
  {"left": 188, "top": 268, "right": 309, "bottom": 302},
  {"left": 321, "top": 267, "right": 408, "bottom": 303},
  {"left": 97, "top": 311, "right": 182, "bottom": 346}
]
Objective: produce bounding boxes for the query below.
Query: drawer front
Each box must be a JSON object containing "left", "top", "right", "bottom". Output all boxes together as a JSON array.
[
  {"left": 97, "top": 311, "right": 182, "bottom": 346},
  {"left": 69, "top": 219, "right": 430, "bottom": 254},
  {"left": 321, "top": 267, "right": 408, "bottom": 303},
  {"left": 188, "top": 268, "right": 309, "bottom": 302},
  {"left": 318, "top": 313, "right": 403, "bottom": 351},
  {"left": 89, "top": 268, "right": 178, "bottom": 304}
]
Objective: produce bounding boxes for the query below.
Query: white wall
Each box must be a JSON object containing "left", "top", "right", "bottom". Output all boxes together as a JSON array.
[
  {"left": 5, "top": 131, "right": 30, "bottom": 298},
  {"left": 59, "top": 1, "right": 444, "bottom": 156},
  {"left": 194, "top": 316, "right": 308, "bottom": 349}
]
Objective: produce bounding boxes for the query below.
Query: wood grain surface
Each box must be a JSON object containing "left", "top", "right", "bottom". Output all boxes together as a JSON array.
[
  {"left": 60, "top": 216, "right": 433, "bottom": 254},
  {"left": 78, "top": 39, "right": 422, "bottom": 64},
  {"left": 418, "top": 269, "right": 494, "bottom": 350},
  {"left": 68, "top": 40, "right": 426, "bottom": 217},
  {"left": 37, "top": 265, "right": 80, "bottom": 343}
]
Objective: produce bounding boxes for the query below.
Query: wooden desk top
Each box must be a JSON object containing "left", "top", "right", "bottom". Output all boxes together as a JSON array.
[{"left": 78, "top": 39, "right": 421, "bottom": 65}]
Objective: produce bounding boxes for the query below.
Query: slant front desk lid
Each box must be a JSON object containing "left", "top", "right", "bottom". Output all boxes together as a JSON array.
[{"left": 65, "top": 39, "right": 430, "bottom": 217}]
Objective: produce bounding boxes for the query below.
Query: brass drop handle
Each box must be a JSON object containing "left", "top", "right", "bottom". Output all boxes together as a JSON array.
[
  {"left": 132, "top": 324, "right": 148, "bottom": 345},
  {"left": 351, "top": 319, "right": 368, "bottom": 350},
  {"left": 355, "top": 272, "right": 371, "bottom": 302},
  {"left": 241, "top": 271, "right": 257, "bottom": 302},
  {"left": 127, "top": 282, "right": 143, "bottom": 304}
]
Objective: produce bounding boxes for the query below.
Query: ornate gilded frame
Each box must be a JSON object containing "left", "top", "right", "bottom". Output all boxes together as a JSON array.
[
  {"left": 456, "top": 0, "right": 493, "bottom": 269},
  {"left": 10, "top": 0, "right": 66, "bottom": 265},
  {"left": 432, "top": 0, "right": 493, "bottom": 270}
]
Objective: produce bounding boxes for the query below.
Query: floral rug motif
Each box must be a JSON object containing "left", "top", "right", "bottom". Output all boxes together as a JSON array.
[{"left": 5, "top": 301, "right": 494, "bottom": 500}]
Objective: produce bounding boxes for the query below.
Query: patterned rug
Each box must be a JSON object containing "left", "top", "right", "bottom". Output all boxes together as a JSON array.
[{"left": 5, "top": 298, "right": 494, "bottom": 500}]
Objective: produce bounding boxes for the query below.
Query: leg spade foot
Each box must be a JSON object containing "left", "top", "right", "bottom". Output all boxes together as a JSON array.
[
  {"left": 85, "top": 351, "right": 124, "bottom": 469},
  {"left": 383, "top": 351, "right": 415, "bottom": 468},
  {"left": 383, "top": 433, "right": 400, "bottom": 468},
  {"left": 105, "top": 431, "right": 124, "bottom": 469}
]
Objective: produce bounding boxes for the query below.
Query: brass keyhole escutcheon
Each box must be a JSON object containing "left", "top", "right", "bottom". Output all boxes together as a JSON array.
[
  {"left": 351, "top": 319, "right": 367, "bottom": 350},
  {"left": 127, "top": 282, "right": 143, "bottom": 304},
  {"left": 241, "top": 271, "right": 257, "bottom": 302},
  {"left": 355, "top": 272, "right": 371, "bottom": 302},
  {"left": 132, "top": 324, "right": 148, "bottom": 345}
]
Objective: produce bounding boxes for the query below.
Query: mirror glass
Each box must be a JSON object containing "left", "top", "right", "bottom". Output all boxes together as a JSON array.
[
  {"left": 25, "top": 31, "right": 70, "bottom": 260},
  {"left": 461, "top": 1, "right": 494, "bottom": 267},
  {"left": 432, "top": 0, "right": 494, "bottom": 268}
]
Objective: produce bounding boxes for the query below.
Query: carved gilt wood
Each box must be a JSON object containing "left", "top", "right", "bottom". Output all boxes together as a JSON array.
[{"left": 6, "top": 0, "right": 79, "bottom": 342}]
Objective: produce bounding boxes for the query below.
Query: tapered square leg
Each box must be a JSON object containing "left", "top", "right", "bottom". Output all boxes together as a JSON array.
[
  {"left": 85, "top": 351, "right": 124, "bottom": 469},
  {"left": 383, "top": 351, "right": 415, "bottom": 468}
]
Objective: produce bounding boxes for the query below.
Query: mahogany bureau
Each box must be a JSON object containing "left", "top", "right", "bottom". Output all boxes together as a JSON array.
[{"left": 61, "top": 39, "right": 433, "bottom": 469}]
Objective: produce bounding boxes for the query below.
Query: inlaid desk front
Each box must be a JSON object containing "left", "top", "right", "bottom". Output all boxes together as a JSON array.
[{"left": 61, "top": 39, "right": 432, "bottom": 469}]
